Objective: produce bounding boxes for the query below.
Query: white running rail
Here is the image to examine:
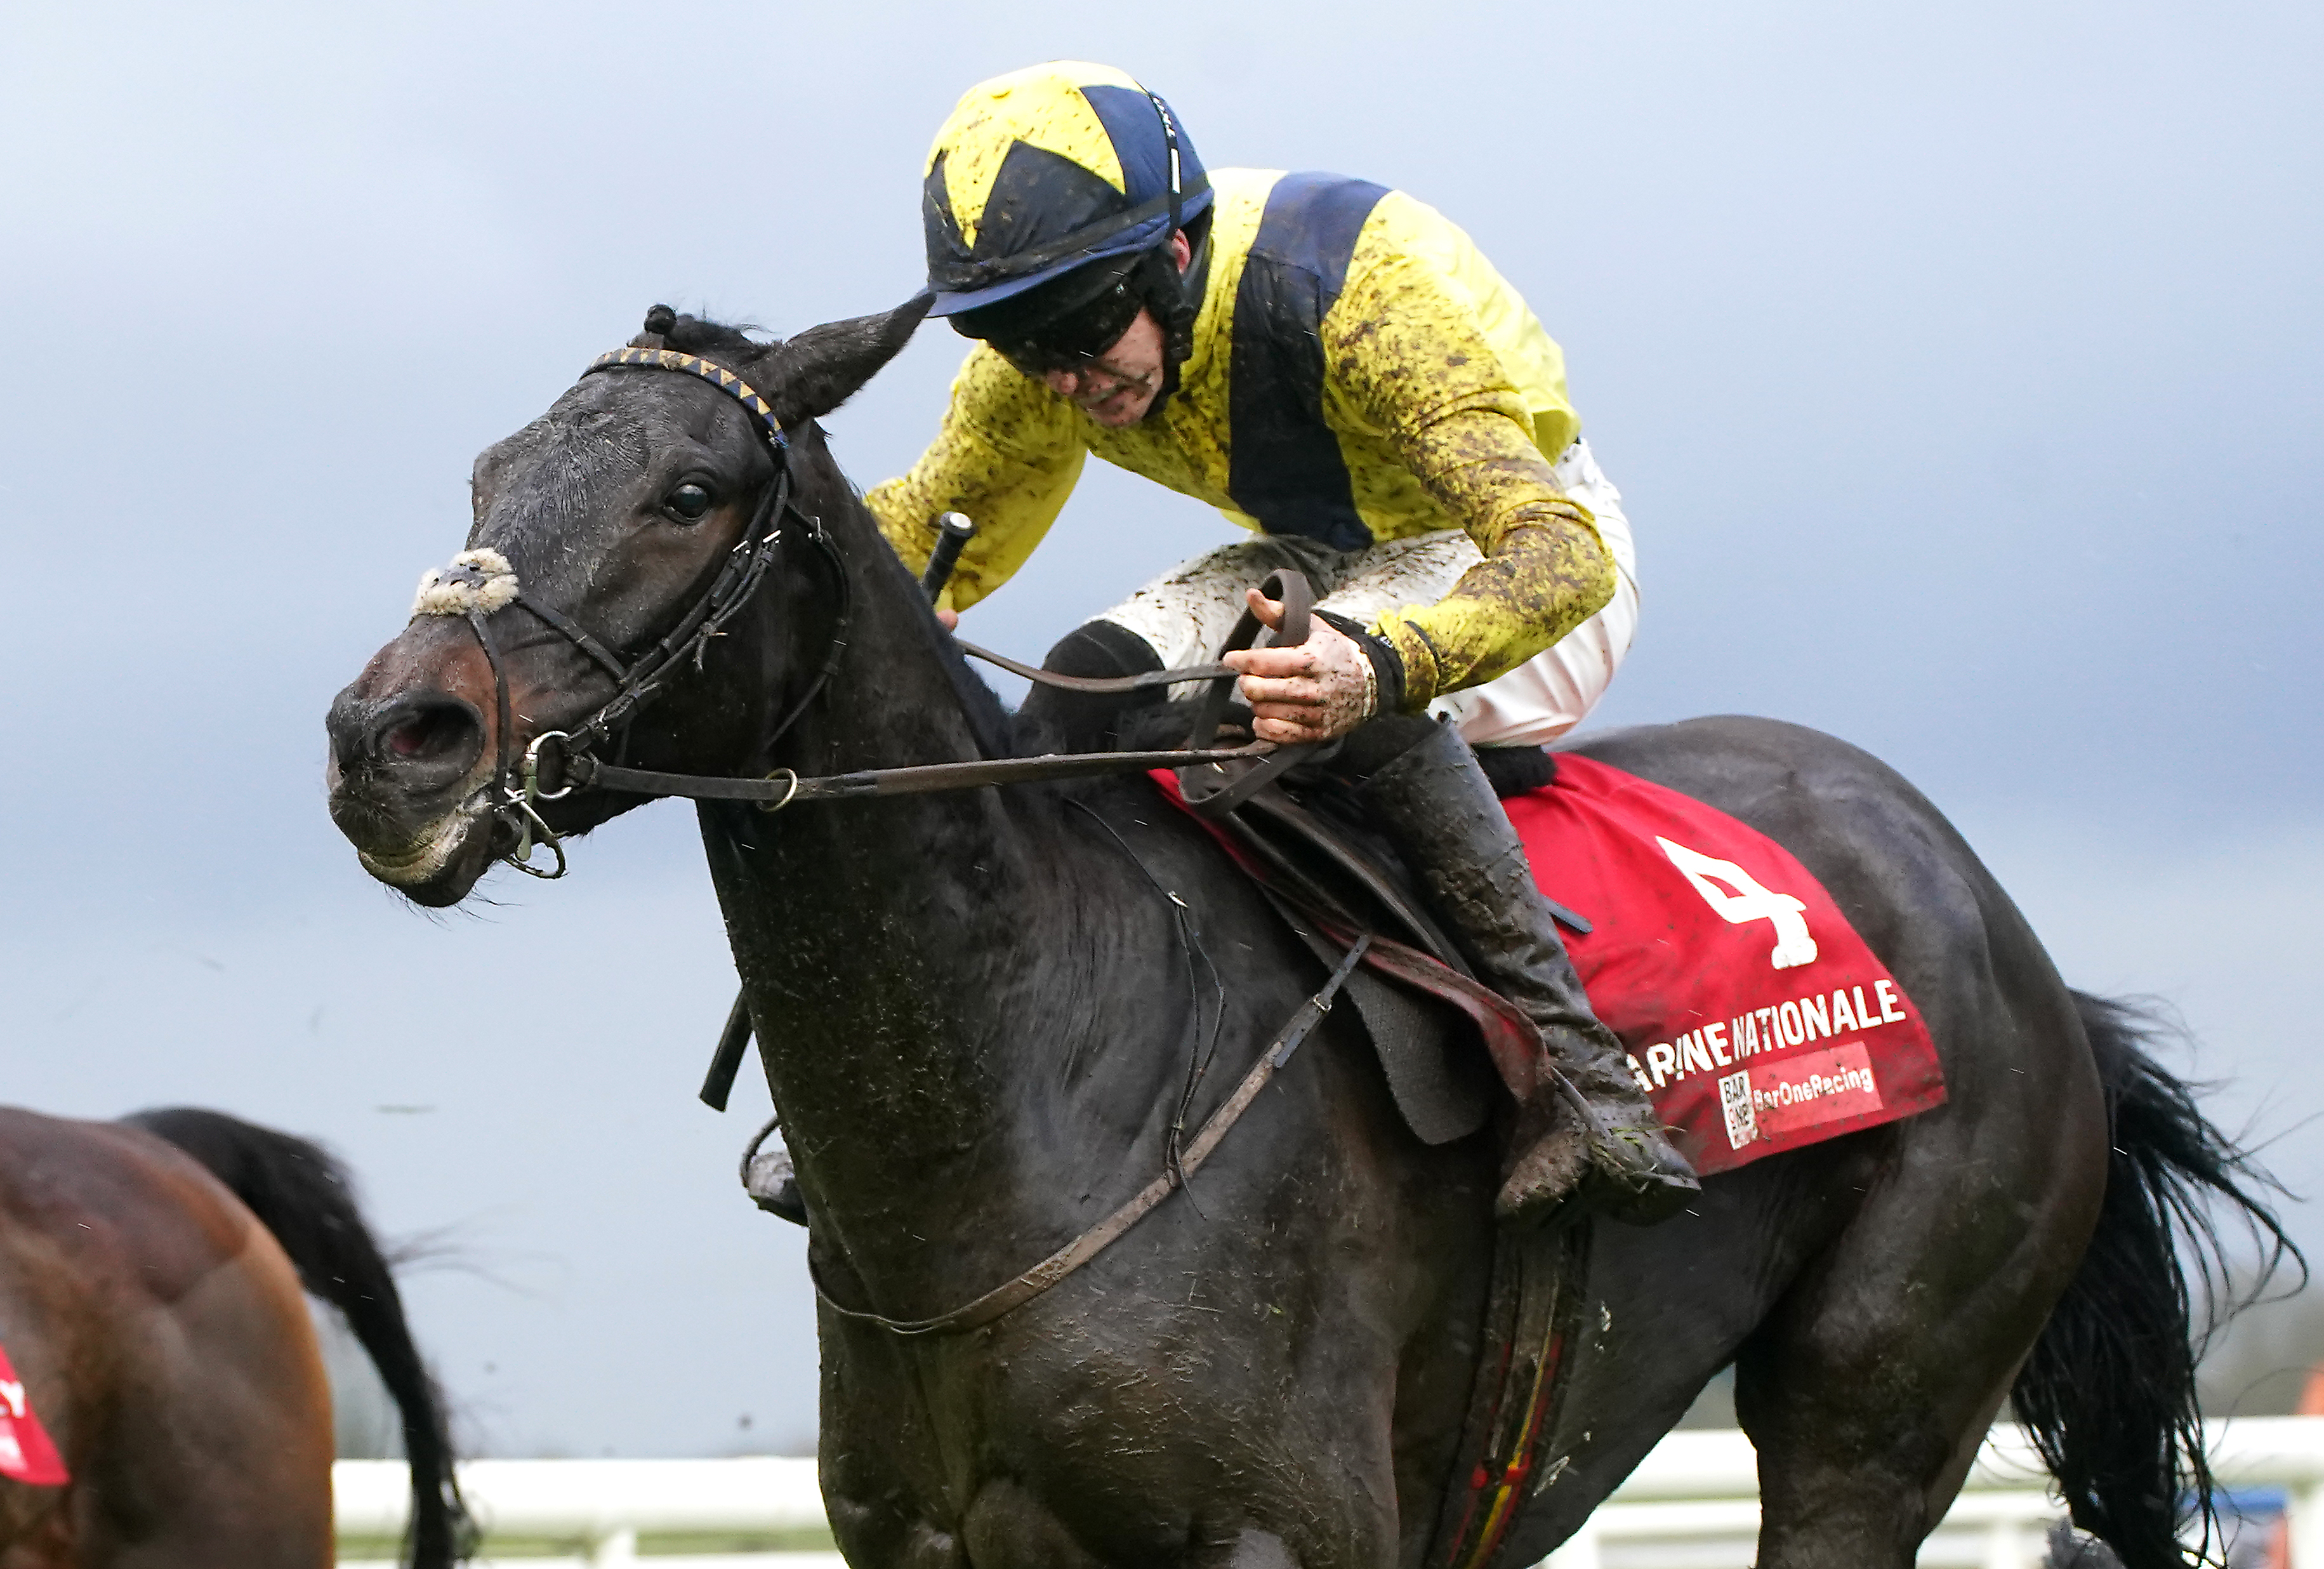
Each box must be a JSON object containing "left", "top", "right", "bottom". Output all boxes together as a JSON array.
[{"left": 334, "top": 1418, "right": 2324, "bottom": 1567}]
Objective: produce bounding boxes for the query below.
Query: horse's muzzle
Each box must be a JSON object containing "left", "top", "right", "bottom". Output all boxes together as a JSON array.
[{"left": 325, "top": 679, "right": 503, "bottom": 902}]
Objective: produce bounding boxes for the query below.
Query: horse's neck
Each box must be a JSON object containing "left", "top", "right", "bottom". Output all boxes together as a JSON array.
[{"left": 704, "top": 490, "right": 1166, "bottom": 1286}]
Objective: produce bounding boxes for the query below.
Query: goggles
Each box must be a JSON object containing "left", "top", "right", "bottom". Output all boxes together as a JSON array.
[{"left": 960, "top": 259, "right": 1148, "bottom": 377}]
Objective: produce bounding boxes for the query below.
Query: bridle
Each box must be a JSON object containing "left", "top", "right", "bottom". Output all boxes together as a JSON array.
[
  {"left": 411, "top": 347, "right": 843, "bottom": 878},
  {"left": 406, "top": 341, "right": 1373, "bottom": 1338},
  {"left": 417, "top": 344, "right": 1311, "bottom": 882}
]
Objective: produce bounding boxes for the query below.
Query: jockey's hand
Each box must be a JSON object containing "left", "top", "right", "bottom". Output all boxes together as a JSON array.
[
  {"left": 1223, "top": 586, "right": 1377, "bottom": 745},
  {"left": 936, "top": 607, "right": 959, "bottom": 630}
]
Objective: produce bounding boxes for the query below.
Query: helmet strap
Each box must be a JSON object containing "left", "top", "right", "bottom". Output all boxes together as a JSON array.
[
  {"left": 1140, "top": 88, "right": 1201, "bottom": 419},
  {"left": 1137, "top": 224, "right": 1208, "bottom": 418}
]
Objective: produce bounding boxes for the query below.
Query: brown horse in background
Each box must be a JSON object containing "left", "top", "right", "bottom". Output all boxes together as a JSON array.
[{"left": 0, "top": 1106, "right": 466, "bottom": 1567}]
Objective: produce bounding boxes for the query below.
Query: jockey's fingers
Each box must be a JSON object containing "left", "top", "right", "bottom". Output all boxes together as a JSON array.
[
  {"left": 1236, "top": 674, "right": 1327, "bottom": 708},
  {"left": 1244, "top": 586, "right": 1286, "bottom": 630},
  {"left": 1251, "top": 712, "right": 1324, "bottom": 745},
  {"left": 1222, "top": 644, "right": 1319, "bottom": 679},
  {"left": 1250, "top": 693, "right": 1332, "bottom": 727}
]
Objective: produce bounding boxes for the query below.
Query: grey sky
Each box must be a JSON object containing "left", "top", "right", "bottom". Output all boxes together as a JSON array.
[{"left": 1, "top": 1, "right": 2317, "bottom": 1455}]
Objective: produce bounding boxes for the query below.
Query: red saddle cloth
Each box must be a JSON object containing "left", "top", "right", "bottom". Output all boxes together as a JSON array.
[
  {"left": 1506, "top": 753, "right": 1944, "bottom": 1174},
  {"left": 0, "top": 1339, "right": 69, "bottom": 1486}
]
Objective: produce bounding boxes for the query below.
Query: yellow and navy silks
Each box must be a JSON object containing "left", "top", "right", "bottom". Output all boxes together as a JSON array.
[{"left": 870, "top": 166, "right": 1616, "bottom": 712}]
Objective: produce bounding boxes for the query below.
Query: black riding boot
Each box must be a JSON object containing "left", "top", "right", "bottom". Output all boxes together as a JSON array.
[{"left": 1347, "top": 718, "right": 1701, "bottom": 1228}]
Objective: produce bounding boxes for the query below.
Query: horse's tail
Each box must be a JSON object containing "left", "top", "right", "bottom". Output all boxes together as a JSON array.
[
  {"left": 2009, "top": 993, "right": 2301, "bottom": 1569},
  {"left": 122, "top": 1107, "right": 472, "bottom": 1568}
]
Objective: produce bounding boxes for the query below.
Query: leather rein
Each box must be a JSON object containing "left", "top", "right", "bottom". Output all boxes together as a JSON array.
[{"left": 434, "top": 346, "right": 1312, "bottom": 882}]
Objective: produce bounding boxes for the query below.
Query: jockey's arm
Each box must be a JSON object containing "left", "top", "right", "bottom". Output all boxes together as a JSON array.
[
  {"left": 864, "top": 347, "right": 1086, "bottom": 612},
  {"left": 1229, "top": 253, "right": 1616, "bottom": 742},
  {"left": 1331, "top": 253, "right": 1616, "bottom": 712}
]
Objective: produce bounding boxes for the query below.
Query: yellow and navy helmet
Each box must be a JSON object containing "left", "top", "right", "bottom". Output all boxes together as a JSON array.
[{"left": 920, "top": 62, "right": 1211, "bottom": 319}]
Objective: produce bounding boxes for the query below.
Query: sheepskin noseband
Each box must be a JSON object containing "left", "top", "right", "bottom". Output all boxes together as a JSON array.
[{"left": 413, "top": 549, "right": 519, "bottom": 618}]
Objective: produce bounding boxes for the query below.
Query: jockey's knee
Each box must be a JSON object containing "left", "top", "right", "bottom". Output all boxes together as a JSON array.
[{"left": 1019, "top": 618, "right": 1168, "bottom": 751}]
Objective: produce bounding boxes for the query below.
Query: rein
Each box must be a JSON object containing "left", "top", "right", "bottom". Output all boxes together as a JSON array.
[{"left": 412, "top": 345, "right": 1311, "bottom": 880}]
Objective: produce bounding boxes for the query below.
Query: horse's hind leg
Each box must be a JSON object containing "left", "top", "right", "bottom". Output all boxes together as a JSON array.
[
  {"left": 0, "top": 1485, "right": 74, "bottom": 1568},
  {"left": 1733, "top": 1014, "right": 2104, "bottom": 1567},
  {"left": 88, "top": 1247, "right": 334, "bottom": 1568}
]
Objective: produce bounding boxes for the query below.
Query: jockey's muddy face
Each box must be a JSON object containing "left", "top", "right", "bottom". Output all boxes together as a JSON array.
[
  {"left": 984, "top": 230, "right": 1192, "bottom": 427},
  {"left": 323, "top": 361, "right": 781, "bottom": 907},
  {"left": 1013, "top": 307, "right": 1165, "bottom": 427}
]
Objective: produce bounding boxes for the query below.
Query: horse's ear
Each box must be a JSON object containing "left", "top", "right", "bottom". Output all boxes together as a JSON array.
[{"left": 761, "top": 295, "right": 933, "bottom": 427}]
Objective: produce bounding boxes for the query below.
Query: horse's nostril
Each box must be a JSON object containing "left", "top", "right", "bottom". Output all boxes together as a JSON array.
[
  {"left": 386, "top": 708, "right": 466, "bottom": 761},
  {"left": 359, "top": 694, "right": 483, "bottom": 776}
]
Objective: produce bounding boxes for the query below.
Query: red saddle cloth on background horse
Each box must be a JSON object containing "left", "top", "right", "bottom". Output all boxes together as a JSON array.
[{"left": 0, "top": 1339, "right": 69, "bottom": 1486}]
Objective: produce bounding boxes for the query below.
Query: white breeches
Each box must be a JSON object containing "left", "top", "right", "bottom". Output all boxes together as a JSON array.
[{"left": 1093, "top": 439, "right": 1639, "bottom": 748}]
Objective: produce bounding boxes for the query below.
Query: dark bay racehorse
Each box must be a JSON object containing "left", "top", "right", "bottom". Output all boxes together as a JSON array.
[
  {"left": 324, "top": 304, "right": 2288, "bottom": 1569},
  {"left": 0, "top": 1107, "right": 465, "bottom": 1567}
]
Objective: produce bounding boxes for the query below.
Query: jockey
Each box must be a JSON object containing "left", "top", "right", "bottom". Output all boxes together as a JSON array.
[{"left": 869, "top": 62, "right": 1698, "bottom": 1228}]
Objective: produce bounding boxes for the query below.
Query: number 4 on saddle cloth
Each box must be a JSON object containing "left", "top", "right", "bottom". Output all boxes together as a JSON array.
[
  {"left": 0, "top": 1338, "right": 70, "bottom": 1486},
  {"left": 1503, "top": 753, "right": 1944, "bottom": 1173},
  {"left": 1156, "top": 751, "right": 1944, "bottom": 1174}
]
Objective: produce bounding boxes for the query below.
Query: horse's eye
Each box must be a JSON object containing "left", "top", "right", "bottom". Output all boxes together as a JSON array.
[{"left": 666, "top": 482, "right": 714, "bottom": 522}]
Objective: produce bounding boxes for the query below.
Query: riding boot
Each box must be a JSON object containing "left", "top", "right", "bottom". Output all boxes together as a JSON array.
[{"left": 1345, "top": 718, "right": 1701, "bottom": 1228}]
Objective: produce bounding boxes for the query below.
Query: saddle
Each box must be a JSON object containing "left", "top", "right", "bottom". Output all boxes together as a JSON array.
[{"left": 1151, "top": 763, "right": 1597, "bottom": 1150}]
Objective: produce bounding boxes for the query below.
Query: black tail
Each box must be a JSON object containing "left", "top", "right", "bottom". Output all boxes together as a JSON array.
[
  {"left": 124, "top": 1107, "right": 472, "bottom": 1568},
  {"left": 2010, "top": 994, "right": 2302, "bottom": 1569}
]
